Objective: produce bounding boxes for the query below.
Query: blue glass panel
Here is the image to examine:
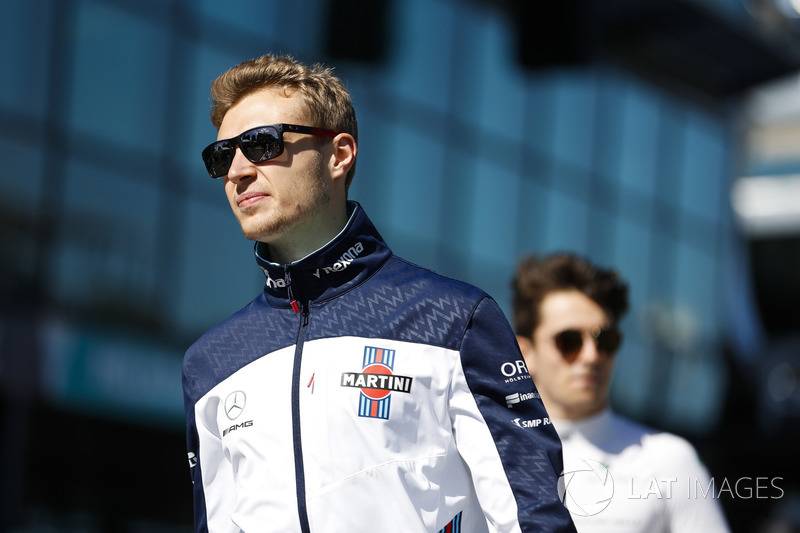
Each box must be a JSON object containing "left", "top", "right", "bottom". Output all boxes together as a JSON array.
[
  {"left": 468, "top": 158, "right": 520, "bottom": 264},
  {"left": 50, "top": 156, "right": 162, "bottom": 309},
  {"left": 612, "top": 217, "right": 653, "bottom": 312},
  {"left": 552, "top": 71, "right": 597, "bottom": 173},
  {"left": 513, "top": 175, "right": 549, "bottom": 257},
  {"left": 477, "top": 12, "right": 527, "bottom": 138},
  {"left": 618, "top": 84, "right": 660, "bottom": 198},
  {"left": 675, "top": 241, "right": 718, "bottom": 332},
  {"left": 388, "top": 124, "right": 446, "bottom": 242},
  {"left": 68, "top": 2, "right": 171, "bottom": 154},
  {"left": 543, "top": 185, "right": 590, "bottom": 254},
  {"left": 175, "top": 198, "right": 262, "bottom": 335},
  {"left": 0, "top": 138, "right": 45, "bottom": 218},
  {"left": 681, "top": 114, "right": 726, "bottom": 220},
  {"left": 386, "top": 0, "right": 456, "bottom": 112},
  {"left": 0, "top": 0, "right": 53, "bottom": 119}
]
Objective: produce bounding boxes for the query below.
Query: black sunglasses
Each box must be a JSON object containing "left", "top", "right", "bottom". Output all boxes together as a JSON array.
[
  {"left": 553, "top": 326, "right": 622, "bottom": 362},
  {"left": 201, "top": 123, "right": 338, "bottom": 179}
]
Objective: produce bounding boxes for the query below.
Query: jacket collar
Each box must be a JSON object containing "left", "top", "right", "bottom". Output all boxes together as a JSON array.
[{"left": 254, "top": 201, "right": 392, "bottom": 308}]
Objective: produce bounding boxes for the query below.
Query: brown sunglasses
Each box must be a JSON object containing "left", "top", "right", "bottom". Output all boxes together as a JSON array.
[{"left": 553, "top": 326, "right": 622, "bottom": 362}]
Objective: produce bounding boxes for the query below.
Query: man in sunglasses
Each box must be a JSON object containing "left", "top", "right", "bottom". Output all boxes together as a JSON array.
[
  {"left": 512, "top": 253, "right": 729, "bottom": 532},
  {"left": 183, "top": 53, "right": 576, "bottom": 533}
]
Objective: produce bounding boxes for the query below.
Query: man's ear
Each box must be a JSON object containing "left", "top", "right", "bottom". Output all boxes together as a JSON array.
[
  {"left": 516, "top": 335, "right": 535, "bottom": 376},
  {"left": 329, "top": 133, "right": 356, "bottom": 181}
]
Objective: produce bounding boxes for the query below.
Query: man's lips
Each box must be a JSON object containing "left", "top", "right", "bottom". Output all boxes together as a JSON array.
[
  {"left": 571, "top": 373, "right": 602, "bottom": 387},
  {"left": 237, "top": 191, "right": 269, "bottom": 209}
]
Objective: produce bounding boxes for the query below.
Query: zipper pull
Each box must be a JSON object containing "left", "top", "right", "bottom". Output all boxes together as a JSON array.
[{"left": 284, "top": 267, "right": 300, "bottom": 314}]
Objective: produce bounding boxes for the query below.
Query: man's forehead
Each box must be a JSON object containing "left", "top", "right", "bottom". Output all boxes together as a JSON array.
[
  {"left": 218, "top": 89, "right": 308, "bottom": 137},
  {"left": 538, "top": 291, "right": 609, "bottom": 328}
]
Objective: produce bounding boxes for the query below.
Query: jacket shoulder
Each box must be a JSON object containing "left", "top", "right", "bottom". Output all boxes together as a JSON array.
[
  {"left": 387, "top": 256, "right": 488, "bottom": 301},
  {"left": 326, "top": 255, "right": 492, "bottom": 349},
  {"left": 183, "top": 294, "right": 295, "bottom": 400}
]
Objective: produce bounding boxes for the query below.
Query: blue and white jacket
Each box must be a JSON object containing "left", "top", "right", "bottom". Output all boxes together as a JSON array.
[{"left": 183, "top": 202, "right": 575, "bottom": 533}]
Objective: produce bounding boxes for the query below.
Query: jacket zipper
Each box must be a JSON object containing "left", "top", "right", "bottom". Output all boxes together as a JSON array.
[{"left": 286, "top": 266, "right": 312, "bottom": 533}]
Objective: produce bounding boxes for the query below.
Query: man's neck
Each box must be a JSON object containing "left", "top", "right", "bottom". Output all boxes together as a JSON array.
[
  {"left": 548, "top": 401, "right": 608, "bottom": 422},
  {"left": 264, "top": 205, "right": 350, "bottom": 265}
]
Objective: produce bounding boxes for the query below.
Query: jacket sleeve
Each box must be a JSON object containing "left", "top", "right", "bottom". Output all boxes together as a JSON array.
[
  {"left": 183, "top": 367, "right": 209, "bottom": 533},
  {"left": 451, "top": 296, "right": 577, "bottom": 532}
]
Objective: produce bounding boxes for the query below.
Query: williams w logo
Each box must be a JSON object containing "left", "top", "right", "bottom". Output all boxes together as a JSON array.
[{"left": 341, "top": 346, "right": 412, "bottom": 420}]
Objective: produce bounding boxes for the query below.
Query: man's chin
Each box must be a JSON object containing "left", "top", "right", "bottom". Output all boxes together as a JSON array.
[
  {"left": 242, "top": 229, "right": 276, "bottom": 242},
  {"left": 238, "top": 218, "right": 286, "bottom": 243}
]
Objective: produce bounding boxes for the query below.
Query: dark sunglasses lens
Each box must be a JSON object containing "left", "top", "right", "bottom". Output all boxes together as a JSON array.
[
  {"left": 203, "top": 142, "right": 235, "bottom": 178},
  {"left": 240, "top": 127, "right": 281, "bottom": 163},
  {"left": 555, "top": 330, "right": 583, "bottom": 359},
  {"left": 202, "top": 127, "right": 282, "bottom": 179},
  {"left": 597, "top": 329, "right": 622, "bottom": 353}
]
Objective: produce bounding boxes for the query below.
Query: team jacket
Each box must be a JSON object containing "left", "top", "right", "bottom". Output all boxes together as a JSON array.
[{"left": 183, "top": 202, "right": 576, "bottom": 533}]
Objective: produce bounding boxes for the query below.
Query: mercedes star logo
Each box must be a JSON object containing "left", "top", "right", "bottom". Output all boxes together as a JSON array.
[{"left": 225, "top": 391, "right": 246, "bottom": 420}]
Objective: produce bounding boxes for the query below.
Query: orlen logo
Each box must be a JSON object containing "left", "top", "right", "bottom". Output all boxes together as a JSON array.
[
  {"left": 501, "top": 360, "right": 531, "bottom": 383},
  {"left": 313, "top": 242, "right": 364, "bottom": 278},
  {"left": 513, "top": 417, "right": 551, "bottom": 428}
]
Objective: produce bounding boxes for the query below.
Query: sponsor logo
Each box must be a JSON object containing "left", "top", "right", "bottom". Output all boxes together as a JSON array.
[
  {"left": 505, "top": 391, "right": 540, "bottom": 408},
  {"left": 559, "top": 459, "right": 614, "bottom": 517},
  {"left": 187, "top": 452, "right": 197, "bottom": 469},
  {"left": 341, "top": 372, "right": 413, "bottom": 393},
  {"left": 263, "top": 270, "right": 287, "bottom": 289},
  {"left": 512, "top": 416, "right": 551, "bottom": 428},
  {"left": 342, "top": 346, "right": 412, "bottom": 419},
  {"left": 223, "top": 419, "right": 254, "bottom": 437},
  {"left": 501, "top": 360, "right": 531, "bottom": 383},
  {"left": 224, "top": 391, "right": 247, "bottom": 420},
  {"left": 221, "top": 391, "right": 254, "bottom": 437},
  {"left": 313, "top": 242, "right": 364, "bottom": 278}
]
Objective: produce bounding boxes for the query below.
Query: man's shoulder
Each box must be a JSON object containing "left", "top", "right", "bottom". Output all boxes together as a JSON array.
[
  {"left": 188, "top": 293, "right": 260, "bottom": 342},
  {"left": 184, "top": 292, "right": 292, "bottom": 361},
  {"left": 610, "top": 412, "right": 701, "bottom": 464},
  {"left": 182, "top": 292, "right": 297, "bottom": 399},
  {"left": 384, "top": 255, "right": 489, "bottom": 302}
]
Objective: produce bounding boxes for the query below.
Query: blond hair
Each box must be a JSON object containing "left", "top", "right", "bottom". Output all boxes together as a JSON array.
[{"left": 209, "top": 53, "right": 358, "bottom": 189}]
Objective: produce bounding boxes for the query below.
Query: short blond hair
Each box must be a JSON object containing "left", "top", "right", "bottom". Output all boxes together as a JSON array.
[{"left": 209, "top": 53, "right": 358, "bottom": 190}]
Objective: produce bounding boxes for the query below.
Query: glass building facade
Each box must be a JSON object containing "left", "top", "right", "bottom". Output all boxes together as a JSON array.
[{"left": 0, "top": 0, "right": 796, "bottom": 531}]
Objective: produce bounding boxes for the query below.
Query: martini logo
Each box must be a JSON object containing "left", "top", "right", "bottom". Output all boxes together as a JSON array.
[{"left": 341, "top": 346, "right": 412, "bottom": 419}]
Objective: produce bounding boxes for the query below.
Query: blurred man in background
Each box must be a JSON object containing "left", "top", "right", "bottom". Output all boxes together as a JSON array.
[
  {"left": 512, "top": 253, "right": 729, "bottom": 532},
  {"left": 182, "top": 53, "right": 576, "bottom": 532}
]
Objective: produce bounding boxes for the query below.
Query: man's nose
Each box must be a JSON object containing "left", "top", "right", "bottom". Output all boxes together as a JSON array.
[
  {"left": 578, "top": 335, "right": 602, "bottom": 363},
  {"left": 226, "top": 147, "right": 256, "bottom": 182}
]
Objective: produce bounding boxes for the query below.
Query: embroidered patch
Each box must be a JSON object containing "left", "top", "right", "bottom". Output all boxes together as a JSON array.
[{"left": 341, "top": 346, "right": 412, "bottom": 419}]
